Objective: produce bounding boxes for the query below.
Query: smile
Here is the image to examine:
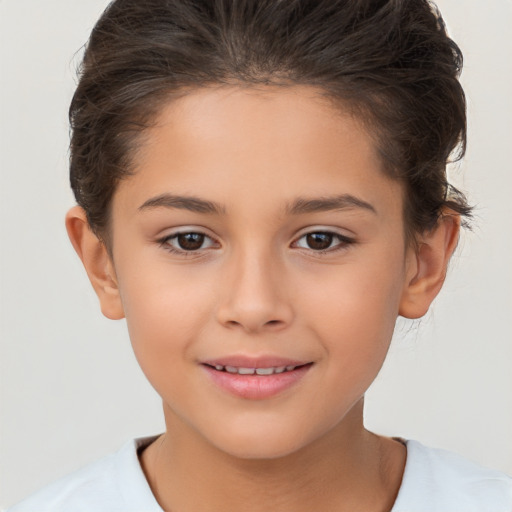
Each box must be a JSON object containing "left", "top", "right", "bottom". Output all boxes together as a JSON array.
[
  {"left": 201, "top": 359, "right": 313, "bottom": 400},
  {"left": 208, "top": 364, "right": 301, "bottom": 375}
]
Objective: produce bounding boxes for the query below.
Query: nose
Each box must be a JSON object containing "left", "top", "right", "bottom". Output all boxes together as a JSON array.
[{"left": 215, "top": 248, "right": 294, "bottom": 334}]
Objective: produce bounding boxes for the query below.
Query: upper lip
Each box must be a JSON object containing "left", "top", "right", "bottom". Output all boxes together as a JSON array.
[{"left": 201, "top": 355, "right": 311, "bottom": 369}]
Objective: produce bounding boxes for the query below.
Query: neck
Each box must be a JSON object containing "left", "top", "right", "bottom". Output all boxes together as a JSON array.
[{"left": 140, "top": 399, "right": 405, "bottom": 512}]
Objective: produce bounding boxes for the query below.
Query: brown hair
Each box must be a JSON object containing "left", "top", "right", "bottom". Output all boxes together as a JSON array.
[{"left": 69, "top": 0, "right": 472, "bottom": 247}]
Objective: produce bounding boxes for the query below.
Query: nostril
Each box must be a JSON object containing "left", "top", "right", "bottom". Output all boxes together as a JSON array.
[
  {"left": 263, "top": 319, "right": 286, "bottom": 328},
  {"left": 216, "top": 299, "right": 294, "bottom": 332}
]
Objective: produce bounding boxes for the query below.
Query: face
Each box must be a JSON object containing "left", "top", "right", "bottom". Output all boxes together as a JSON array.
[{"left": 108, "top": 86, "right": 415, "bottom": 459}]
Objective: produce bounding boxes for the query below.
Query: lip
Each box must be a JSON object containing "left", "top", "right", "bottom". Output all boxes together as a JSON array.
[
  {"left": 202, "top": 355, "right": 308, "bottom": 369},
  {"left": 201, "top": 355, "right": 313, "bottom": 400}
]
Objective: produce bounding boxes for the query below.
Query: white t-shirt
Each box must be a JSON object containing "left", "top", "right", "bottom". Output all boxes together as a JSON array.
[{"left": 7, "top": 436, "right": 512, "bottom": 512}]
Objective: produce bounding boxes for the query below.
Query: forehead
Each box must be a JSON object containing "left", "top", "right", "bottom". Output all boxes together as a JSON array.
[
  {"left": 145, "top": 85, "right": 374, "bottom": 167},
  {"left": 114, "top": 85, "right": 403, "bottom": 222}
]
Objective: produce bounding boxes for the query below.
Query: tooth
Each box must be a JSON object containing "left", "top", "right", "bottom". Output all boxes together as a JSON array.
[
  {"left": 285, "top": 365, "right": 296, "bottom": 371},
  {"left": 225, "top": 366, "right": 238, "bottom": 374},
  {"left": 256, "top": 367, "right": 275, "bottom": 375},
  {"left": 215, "top": 365, "right": 224, "bottom": 371},
  {"left": 238, "top": 367, "right": 255, "bottom": 375},
  {"left": 274, "top": 366, "right": 286, "bottom": 373}
]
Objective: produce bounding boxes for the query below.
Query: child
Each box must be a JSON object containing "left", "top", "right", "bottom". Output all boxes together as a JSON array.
[{"left": 8, "top": 0, "right": 512, "bottom": 510}]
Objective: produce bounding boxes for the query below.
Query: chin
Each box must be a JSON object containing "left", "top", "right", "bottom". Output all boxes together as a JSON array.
[
  {"left": 204, "top": 419, "right": 317, "bottom": 461},
  {"left": 218, "top": 436, "right": 305, "bottom": 460}
]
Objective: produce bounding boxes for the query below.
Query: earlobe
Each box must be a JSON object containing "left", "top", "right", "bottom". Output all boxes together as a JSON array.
[
  {"left": 65, "top": 206, "right": 125, "bottom": 320},
  {"left": 399, "top": 211, "right": 461, "bottom": 319}
]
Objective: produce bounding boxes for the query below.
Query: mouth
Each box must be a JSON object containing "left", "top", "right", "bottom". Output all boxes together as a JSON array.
[
  {"left": 201, "top": 358, "right": 314, "bottom": 400},
  {"left": 204, "top": 363, "right": 310, "bottom": 375}
]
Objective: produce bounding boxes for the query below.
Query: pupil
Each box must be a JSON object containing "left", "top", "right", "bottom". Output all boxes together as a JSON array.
[
  {"left": 307, "top": 233, "right": 332, "bottom": 250},
  {"left": 178, "top": 233, "right": 204, "bottom": 250}
]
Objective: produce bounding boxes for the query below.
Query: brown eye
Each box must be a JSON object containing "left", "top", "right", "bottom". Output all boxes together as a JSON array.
[
  {"left": 306, "top": 233, "right": 333, "bottom": 250},
  {"left": 159, "top": 231, "right": 217, "bottom": 254},
  {"left": 176, "top": 233, "right": 205, "bottom": 250},
  {"left": 294, "top": 231, "right": 354, "bottom": 253}
]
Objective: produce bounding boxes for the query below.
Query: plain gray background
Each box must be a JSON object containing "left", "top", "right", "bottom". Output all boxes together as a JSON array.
[{"left": 1, "top": 0, "right": 511, "bottom": 508}]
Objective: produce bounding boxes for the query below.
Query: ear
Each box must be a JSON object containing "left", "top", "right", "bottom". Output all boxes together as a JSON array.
[
  {"left": 65, "top": 206, "right": 125, "bottom": 320},
  {"left": 399, "top": 210, "right": 461, "bottom": 319}
]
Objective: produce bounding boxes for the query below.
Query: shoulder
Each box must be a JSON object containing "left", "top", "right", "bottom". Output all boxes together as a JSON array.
[
  {"left": 7, "top": 436, "right": 162, "bottom": 512},
  {"left": 392, "top": 439, "right": 512, "bottom": 512}
]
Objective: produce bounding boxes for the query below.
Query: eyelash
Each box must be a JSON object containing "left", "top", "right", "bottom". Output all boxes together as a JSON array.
[{"left": 157, "top": 230, "right": 355, "bottom": 257}]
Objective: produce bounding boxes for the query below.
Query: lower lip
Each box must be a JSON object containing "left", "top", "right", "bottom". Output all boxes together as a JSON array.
[{"left": 202, "top": 364, "right": 312, "bottom": 400}]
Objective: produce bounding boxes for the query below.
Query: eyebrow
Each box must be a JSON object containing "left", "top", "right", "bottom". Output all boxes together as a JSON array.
[
  {"left": 138, "top": 193, "right": 376, "bottom": 216},
  {"left": 285, "top": 194, "right": 377, "bottom": 216},
  {"left": 139, "top": 194, "right": 226, "bottom": 215}
]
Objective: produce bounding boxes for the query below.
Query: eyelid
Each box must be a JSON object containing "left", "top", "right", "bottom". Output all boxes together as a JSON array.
[
  {"left": 292, "top": 228, "right": 356, "bottom": 253},
  {"left": 157, "top": 227, "right": 219, "bottom": 255},
  {"left": 156, "top": 225, "right": 217, "bottom": 242},
  {"left": 156, "top": 226, "right": 355, "bottom": 256},
  {"left": 294, "top": 225, "right": 354, "bottom": 238}
]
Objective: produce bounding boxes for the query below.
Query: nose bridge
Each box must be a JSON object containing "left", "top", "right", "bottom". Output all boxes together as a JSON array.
[{"left": 216, "top": 241, "right": 293, "bottom": 333}]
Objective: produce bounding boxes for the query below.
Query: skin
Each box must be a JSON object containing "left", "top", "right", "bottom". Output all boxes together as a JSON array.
[{"left": 67, "top": 85, "right": 460, "bottom": 512}]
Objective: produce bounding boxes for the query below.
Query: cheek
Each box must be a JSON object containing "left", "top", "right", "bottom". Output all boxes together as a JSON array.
[
  {"left": 303, "top": 257, "right": 403, "bottom": 332},
  {"left": 300, "top": 252, "right": 405, "bottom": 373},
  {"left": 116, "top": 263, "right": 215, "bottom": 372}
]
